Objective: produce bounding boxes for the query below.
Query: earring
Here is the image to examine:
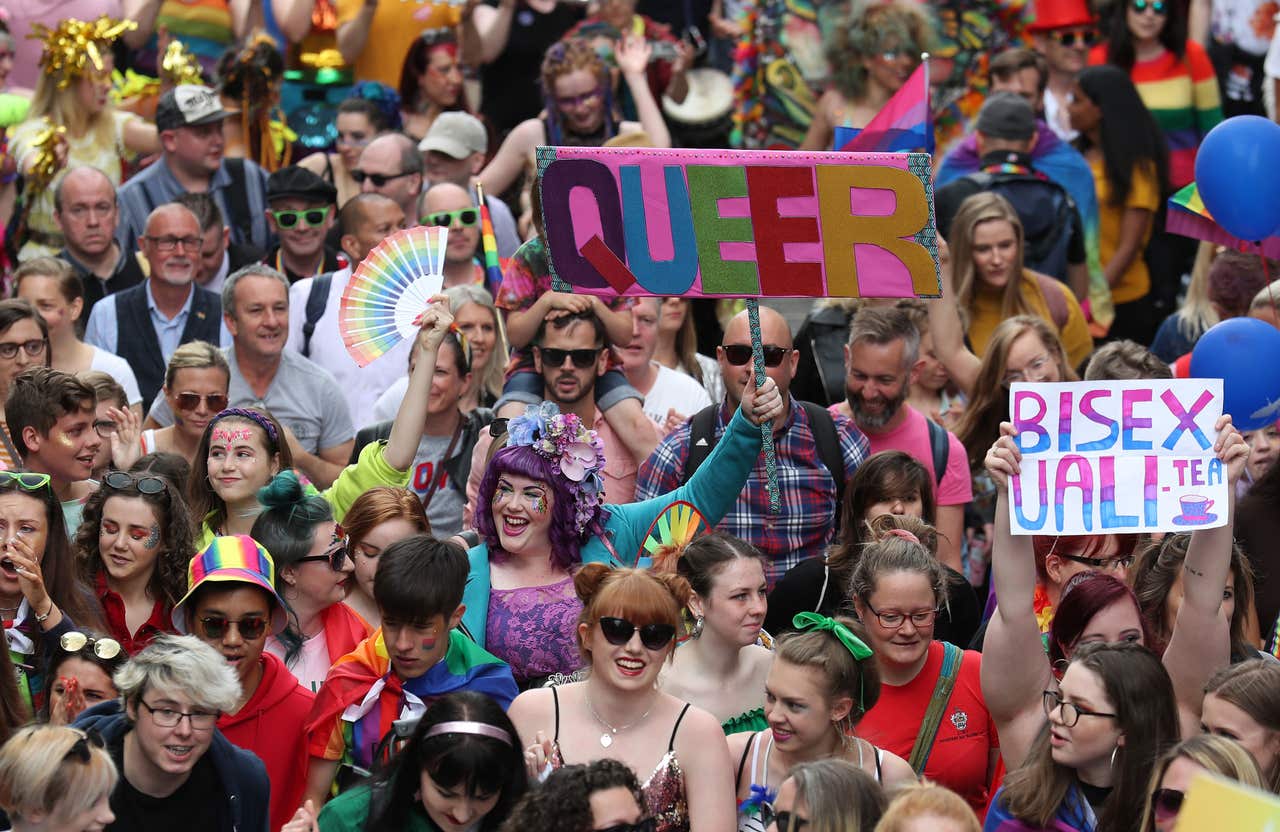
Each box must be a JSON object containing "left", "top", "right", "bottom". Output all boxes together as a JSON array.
[
  {"left": 1110, "top": 746, "right": 1119, "bottom": 769},
  {"left": 692, "top": 615, "right": 704, "bottom": 639}
]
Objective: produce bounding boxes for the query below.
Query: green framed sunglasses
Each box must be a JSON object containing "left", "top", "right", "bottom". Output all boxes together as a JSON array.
[
  {"left": 422, "top": 207, "right": 480, "bottom": 229},
  {"left": 271, "top": 208, "right": 330, "bottom": 229}
]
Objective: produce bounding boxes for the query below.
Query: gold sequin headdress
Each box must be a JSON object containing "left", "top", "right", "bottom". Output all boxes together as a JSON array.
[{"left": 29, "top": 16, "right": 137, "bottom": 90}]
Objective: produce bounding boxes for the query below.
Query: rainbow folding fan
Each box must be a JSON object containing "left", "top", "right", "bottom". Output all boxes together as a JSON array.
[
  {"left": 636, "top": 501, "right": 710, "bottom": 567},
  {"left": 339, "top": 226, "right": 448, "bottom": 367}
]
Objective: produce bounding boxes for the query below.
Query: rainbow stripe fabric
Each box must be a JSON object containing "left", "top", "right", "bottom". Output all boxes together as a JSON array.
[{"left": 339, "top": 226, "right": 446, "bottom": 367}]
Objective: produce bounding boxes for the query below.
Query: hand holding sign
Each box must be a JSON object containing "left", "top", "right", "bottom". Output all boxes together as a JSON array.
[{"left": 984, "top": 422, "right": 1021, "bottom": 492}]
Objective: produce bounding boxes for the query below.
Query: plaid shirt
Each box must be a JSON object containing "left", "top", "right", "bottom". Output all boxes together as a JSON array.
[{"left": 636, "top": 398, "right": 869, "bottom": 584}]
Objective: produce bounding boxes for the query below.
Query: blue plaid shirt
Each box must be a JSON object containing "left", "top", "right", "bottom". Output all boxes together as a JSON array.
[{"left": 636, "top": 398, "right": 869, "bottom": 584}]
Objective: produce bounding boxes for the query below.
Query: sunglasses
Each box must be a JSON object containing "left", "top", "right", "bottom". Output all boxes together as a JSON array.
[
  {"left": 721, "top": 344, "right": 790, "bottom": 367},
  {"left": 537, "top": 346, "right": 602, "bottom": 369},
  {"left": 423, "top": 207, "right": 480, "bottom": 228},
  {"left": 1151, "top": 787, "right": 1184, "bottom": 820},
  {"left": 0, "top": 472, "right": 51, "bottom": 491},
  {"left": 271, "top": 208, "right": 330, "bottom": 229},
  {"left": 597, "top": 821, "right": 656, "bottom": 832},
  {"left": 1049, "top": 29, "right": 1095, "bottom": 47},
  {"left": 774, "top": 811, "right": 807, "bottom": 832},
  {"left": 59, "top": 631, "right": 123, "bottom": 660},
  {"left": 1132, "top": 0, "right": 1166, "bottom": 12},
  {"left": 175, "top": 391, "right": 229, "bottom": 412},
  {"left": 599, "top": 617, "right": 676, "bottom": 651},
  {"left": 103, "top": 471, "right": 168, "bottom": 495},
  {"left": 296, "top": 527, "right": 349, "bottom": 571},
  {"left": 198, "top": 614, "right": 269, "bottom": 640},
  {"left": 63, "top": 730, "right": 106, "bottom": 764},
  {"left": 350, "top": 169, "right": 417, "bottom": 187}
]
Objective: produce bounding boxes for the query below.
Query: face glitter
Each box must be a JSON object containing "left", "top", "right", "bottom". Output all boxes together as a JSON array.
[
  {"left": 142, "top": 524, "right": 160, "bottom": 550},
  {"left": 211, "top": 427, "right": 253, "bottom": 444}
]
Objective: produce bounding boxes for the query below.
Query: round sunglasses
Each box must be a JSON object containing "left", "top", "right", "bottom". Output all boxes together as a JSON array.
[
  {"left": 599, "top": 617, "right": 676, "bottom": 651},
  {"left": 103, "top": 471, "right": 168, "bottom": 495},
  {"left": 198, "top": 614, "right": 269, "bottom": 640},
  {"left": 59, "top": 631, "right": 123, "bottom": 660}
]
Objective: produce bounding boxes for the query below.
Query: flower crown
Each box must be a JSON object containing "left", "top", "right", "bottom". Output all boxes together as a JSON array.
[
  {"left": 506, "top": 402, "right": 606, "bottom": 536},
  {"left": 30, "top": 16, "right": 136, "bottom": 90}
]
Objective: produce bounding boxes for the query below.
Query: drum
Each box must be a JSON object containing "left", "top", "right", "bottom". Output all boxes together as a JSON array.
[{"left": 662, "top": 67, "right": 734, "bottom": 148}]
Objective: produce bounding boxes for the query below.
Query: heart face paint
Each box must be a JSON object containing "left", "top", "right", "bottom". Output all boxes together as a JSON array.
[{"left": 211, "top": 427, "right": 254, "bottom": 444}]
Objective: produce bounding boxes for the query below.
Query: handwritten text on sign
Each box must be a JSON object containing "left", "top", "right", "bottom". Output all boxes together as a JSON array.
[
  {"left": 1008, "top": 379, "right": 1226, "bottom": 536},
  {"left": 534, "top": 146, "right": 941, "bottom": 299}
]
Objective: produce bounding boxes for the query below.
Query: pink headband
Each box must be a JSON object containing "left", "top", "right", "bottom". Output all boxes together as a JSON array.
[
  {"left": 882, "top": 528, "right": 921, "bottom": 545},
  {"left": 423, "top": 721, "right": 513, "bottom": 747}
]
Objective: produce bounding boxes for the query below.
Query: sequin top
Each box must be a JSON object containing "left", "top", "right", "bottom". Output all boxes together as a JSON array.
[
  {"left": 550, "top": 687, "right": 693, "bottom": 832},
  {"left": 486, "top": 577, "right": 583, "bottom": 687}
]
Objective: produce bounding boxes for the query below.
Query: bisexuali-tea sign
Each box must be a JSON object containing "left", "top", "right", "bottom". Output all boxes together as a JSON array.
[{"left": 1008, "top": 379, "right": 1226, "bottom": 536}]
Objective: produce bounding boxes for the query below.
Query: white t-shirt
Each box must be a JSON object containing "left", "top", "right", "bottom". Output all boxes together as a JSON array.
[
  {"left": 286, "top": 267, "right": 414, "bottom": 423},
  {"left": 266, "top": 629, "right": 331, "bottom": 694},
  {"left": 640, "top": 362, "right": 712, "bottom": 428},
  {"left": 90, "top": 346, "right": 143, "bottom": 406}
]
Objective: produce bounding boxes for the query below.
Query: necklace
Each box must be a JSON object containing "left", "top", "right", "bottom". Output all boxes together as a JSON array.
[{"left": 585, "top": 692, "right": 653, "bottom": 748}]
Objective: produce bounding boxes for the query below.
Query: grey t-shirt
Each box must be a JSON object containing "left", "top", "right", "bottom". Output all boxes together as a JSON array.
[
  {"left": 148, "top": 347, "right": 354, "bottom": 454},
  {"left": 408, "top": 432, "right": 465, "bottom": 539}
]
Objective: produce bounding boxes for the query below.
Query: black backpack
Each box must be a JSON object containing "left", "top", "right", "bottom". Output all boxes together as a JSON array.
[{"left": 968, "top": 171, "right": 1078, "bottom": 283}]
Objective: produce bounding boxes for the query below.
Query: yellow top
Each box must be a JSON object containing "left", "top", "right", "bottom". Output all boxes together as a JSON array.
[
  {"left": 1091, "top": 156, "right": 1160, "bottom": 306},
  {"left": 968, "top": 274, "right": 1094, "bottom": 370}
]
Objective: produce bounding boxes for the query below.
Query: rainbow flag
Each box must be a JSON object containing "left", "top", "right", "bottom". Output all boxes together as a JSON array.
[
  {"left": 474, "top": 182, "right": 504, "bottom": 297},
  {"left": 1168, "top": 182, "right": 1280, "bottom": 258},
  {"left": 836, "top": 59, "right": 932, "bottom": 154}
]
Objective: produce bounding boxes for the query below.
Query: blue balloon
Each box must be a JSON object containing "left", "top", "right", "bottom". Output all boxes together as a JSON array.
[
  {"left": 1194, "top": 116, "right": 1280, "bottom": 242},
  {"left": 1190, "top": 317, "right": 1280, "bottom": 431}
]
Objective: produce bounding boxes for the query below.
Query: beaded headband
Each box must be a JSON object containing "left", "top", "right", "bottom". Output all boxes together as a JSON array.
[{"left": 423, "top": 720, "right": 514, "bottom": 746}]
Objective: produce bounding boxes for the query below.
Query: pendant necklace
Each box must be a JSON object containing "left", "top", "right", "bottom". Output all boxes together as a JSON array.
[{"left": 585, "top": 692, "right": 653, "bottom": 748}]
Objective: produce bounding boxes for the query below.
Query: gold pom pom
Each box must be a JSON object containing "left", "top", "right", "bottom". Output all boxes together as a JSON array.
[{"left": 29, "top": 16, "right": 138, "bottom": 90}]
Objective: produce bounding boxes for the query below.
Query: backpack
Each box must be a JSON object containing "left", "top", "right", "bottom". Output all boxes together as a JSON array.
[
  {"left": 301, "top": 272, "right": 334, "bottom": 358},
  {"left": 968, "top": 170, "right": 1078, "bottom": 283},
  {"left": 925, "top": 417, "right": 950, "bottom": 487},
  {"left": 682, "top": 401, "right": 847, "bottom": 516}
]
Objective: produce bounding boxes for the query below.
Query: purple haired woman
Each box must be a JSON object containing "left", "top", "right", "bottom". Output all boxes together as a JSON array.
[{"left": 462, "top": 377, "right": 783, "bottom": 688}]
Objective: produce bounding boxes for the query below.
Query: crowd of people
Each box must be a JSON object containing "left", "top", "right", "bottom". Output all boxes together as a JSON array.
[{"left": 0, "top": 0, "right": 1277, "bottom": 830}]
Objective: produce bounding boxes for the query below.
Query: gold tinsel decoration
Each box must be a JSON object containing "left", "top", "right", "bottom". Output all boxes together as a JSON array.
[
  {"left": 28, "top": 16, "right": 138, "bottom": 90},
  {"left": 26, "top": 119, "right": 66, "bottom": 194},
  {"left": 160, "top": 39, "right": 205, "bottom": 87}
]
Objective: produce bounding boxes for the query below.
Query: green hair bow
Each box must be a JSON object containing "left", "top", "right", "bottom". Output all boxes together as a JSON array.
[{"left": 792, "top": 612, "right": 873, "bottom": 660}]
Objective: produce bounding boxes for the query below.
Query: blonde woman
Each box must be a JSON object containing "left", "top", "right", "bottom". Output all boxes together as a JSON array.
[
  {"left": 1139, "top": 735, "right": 1265, "bottom": 832},
  {"left": 1149, "top": 242, "right": 1220, "bottom": 363},
  {"left": 770, "top": 759, "right": 887, "bottom": 832},
  {"left": 140, "top": 341, "right": 231, "bottom": 466},
  {"left": 0, "top": 724, "right": 117, "bottom": 832},
  {"left": 655, "top": 298, "right": 724, "bottom": 404},
  {"left": 10, "top": 17, "right": 159, "bottom": 259},
  {"left": 874, "top": 783, "right": 980, "bottom": 832}
]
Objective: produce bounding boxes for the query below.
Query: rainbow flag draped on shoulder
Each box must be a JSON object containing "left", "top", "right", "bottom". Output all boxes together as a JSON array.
[
  {"left": 835, "top": 60, "right": 933, "bottom": 154},
  {"left": 306, "top": 629, "right": 518, "bottom": 773}
]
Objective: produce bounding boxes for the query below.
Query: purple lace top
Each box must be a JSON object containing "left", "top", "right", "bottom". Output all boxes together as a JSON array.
[{"left": 486, "top": 577, "right": 583, "bottom": 686}]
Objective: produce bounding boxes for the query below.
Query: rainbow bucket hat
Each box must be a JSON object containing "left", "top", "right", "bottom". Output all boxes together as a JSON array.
[{"left": 172, "top": 535, "right": 289, "bottom": 635}]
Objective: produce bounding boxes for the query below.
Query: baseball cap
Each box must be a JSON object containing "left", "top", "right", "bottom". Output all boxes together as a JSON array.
[
  {"left": 418, "top": 111, "right": 487, "bottom": 159},
  {"left": 975, "top": 92, "right": 1037, "bottom": 142},
  {"left": 172, "top": 535, "right": 289, "bottom": 636},
  {"left": 156, "top": 84, "right": 238, "bottom": 132},
  {"left": 267, "top": 165, "right": 338, "bottom": 205}
]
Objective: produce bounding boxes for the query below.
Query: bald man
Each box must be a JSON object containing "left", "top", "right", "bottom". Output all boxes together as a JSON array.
[
  {"left": 287, "top": 193, "right": 414, "bottom": 424},
  {"left": 55, "top": 166, "right": 146, "bottom": 320},
  {"left": 419, "top": 183, "right": 486, "bottom": 290},
  {"left": 84, "top": 202, "right": 231, "bottom": 409},
  {"left": 355, "top": 133, "right": 424, "bottom": 222},
  {"left": 636, "top": 305, "right": 870, "bottom": 585}
]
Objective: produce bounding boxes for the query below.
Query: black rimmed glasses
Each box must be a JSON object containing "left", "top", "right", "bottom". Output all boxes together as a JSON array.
[
  {"left": 599, "top": 617, "right": 676, "bottom": 651},
  {"left": 0, "top": 339, "right": 45, "bottom": 360},
  {"left": 144, "top": 235, "right": 202, "bottom": 252},
  {"left": 138, "top": 699, "right": 219, "bottom": 730},
  {"left": 1058, "top": 552, "right": 1135, "bottom": 572},
  {"left": 1042, "top": 689, "right": 1117, "bottom": 727},
  {"left": 863, "top": 600, "right": 939, "bottom": 629},
  {"left": 59, "top": 631, "right": 123, "bottom": 660},
  {"left": 92, "top": 419, "right": 118, "bottom": 438},
  {"left": 721, "top": 344, "right": 789, "bottom": 367}
]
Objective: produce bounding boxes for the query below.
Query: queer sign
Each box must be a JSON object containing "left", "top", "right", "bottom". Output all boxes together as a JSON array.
[
  {"left": 534, "top": 146, "right": 941, "bottom": 299},
  {"left": 1008, "top": 379, "right": 1226, "bottom": 536}
]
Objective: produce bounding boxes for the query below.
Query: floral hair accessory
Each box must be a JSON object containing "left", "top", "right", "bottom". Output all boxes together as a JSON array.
[
  {"left": 30, "top": 16, "right": 136, "bottom": 90},
  {"left": 506, "top": 402, "right": 606, "bottom": 535}
]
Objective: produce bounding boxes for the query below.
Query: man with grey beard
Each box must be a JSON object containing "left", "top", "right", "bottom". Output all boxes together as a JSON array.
[
  {"left": 84, "top": 203, "right": 230, "bottom": 410},
  {"left": 830, "top": 306, "right": 971, "bottom": 572}
]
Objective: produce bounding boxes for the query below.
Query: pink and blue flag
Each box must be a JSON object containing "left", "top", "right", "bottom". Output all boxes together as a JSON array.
[{"left": 835, "top": 60, "right": 932, "bottom": 154}]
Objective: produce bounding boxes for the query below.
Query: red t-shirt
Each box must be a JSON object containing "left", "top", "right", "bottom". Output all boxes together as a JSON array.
[{"left": 858, "top": 641, "right": 996, "bottom": 814}]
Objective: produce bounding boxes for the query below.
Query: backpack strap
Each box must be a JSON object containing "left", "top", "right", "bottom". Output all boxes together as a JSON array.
[
  {"left": 681, "top": 403, "right": 721, "bottom": 483},
  {"left": 925, "top": 417, "right": 949, "bottom": 487},
  {"left": 301, "top": 272, "right": 334, "bottom": 358},
  {"left": 223, "top": 157, "right": 254, "bottom": 246},
  {"left": 907, "top": 641, "right": 964, "bottom": 774},
  {"left": 799, "top": 400, "right": 846, "bottom": 511},
  {"left": 1032, "top": 272, "right": 1070, "bottom": 331}
]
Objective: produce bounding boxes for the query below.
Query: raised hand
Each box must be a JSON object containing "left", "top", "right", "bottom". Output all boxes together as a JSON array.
[
  {"left": 984, "top": 421, "right": 1021, "bottom": 492},
  {"left": 107, "top": 406, "right": 142, "bottom": 471},
  {"left": 1214, "top": 414, "right": 1248, "bottom": 486},
  {"left": 741, "top": 375, "right": 783, "bottom": 427},
  {"left": 615, "top": 35, "right": 653, "bottom": 77}
]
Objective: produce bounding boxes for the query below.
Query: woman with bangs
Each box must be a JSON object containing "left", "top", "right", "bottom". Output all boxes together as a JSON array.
[
  {"left": 0, "top": 469, "right": 104, "bottom": 709},
  {"left": 41, "top": 629, "right": 125, "bottom": 725},
  {"left": 1130, "top": 533, "right": 1263, "bottom": 663},
  {"left": 0, "top": 301, "right": 52, "bottom": 472},
  {"left": 982, "top": 415, "right": 1249, "bottom": 784},
  {"left": 339, "top": 487, "right": 429, "bottom": 629},
  {"left": 1201, "top": 660, "right": 1280, "bottom": 793},
  {"left": 398, "top": 29, "right": 471, "bottom": 143},
  {"left": 463, "top": 374, "right": 781, "bottom": 688},
  {"left": 185, "top": 302, "right": 452, "bottom": 546},
  {"left": 1139, "top": 734, "right": 1265, "bottom": 831},
  {"left": 766, "top": 452, "right": 981, "bottom": 647},
  {"left": 510, "top": 565, "right": 736, "bottom": 832},
  {"left": 1024, "top": 533, "right": 1140, "bottom": 637},
  {"left": 0, "top": 724, "right": 117, "bottom": 832},
  {"left": 284, "top": 691, "right": 528, "bottom": 832},
  {"left": 73, "top": 457, "right": 194, "bottom": 655},
  {"left": 140, "top": 341, "right": 231, "bottom": 467},
  {"left": 654, "top": 299, "right": 724, "bottom": 404}
]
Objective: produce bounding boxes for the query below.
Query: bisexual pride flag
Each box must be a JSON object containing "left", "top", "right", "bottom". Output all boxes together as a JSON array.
[{"left": 835, "top": 59, "right": 932, "bottom": 155}]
